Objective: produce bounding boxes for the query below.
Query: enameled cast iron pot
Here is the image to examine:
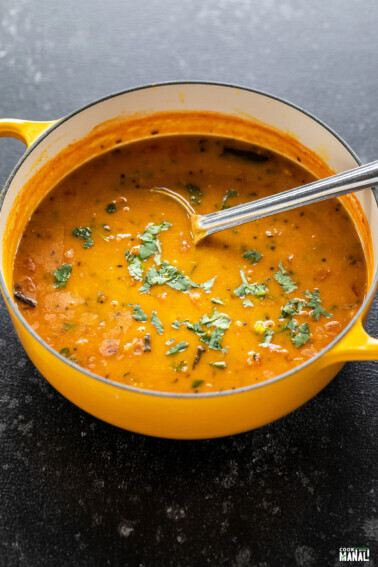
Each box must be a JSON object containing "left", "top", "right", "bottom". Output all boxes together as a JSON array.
[{"left": 0, "top": 82, "right": 377, "bottom": 439}]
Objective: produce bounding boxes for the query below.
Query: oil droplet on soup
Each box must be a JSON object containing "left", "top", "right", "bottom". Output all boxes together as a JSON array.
[{"left": 13, "top": 135, "right": 367, "bottom": 392}]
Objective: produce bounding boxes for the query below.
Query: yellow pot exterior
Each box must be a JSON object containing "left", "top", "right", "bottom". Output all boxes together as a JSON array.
[
  {"left": 0, "top": 84, "right": 377, "bottom": 439},
  {"left": 3, "top": 278, "right": 375, "bottom": 440}
]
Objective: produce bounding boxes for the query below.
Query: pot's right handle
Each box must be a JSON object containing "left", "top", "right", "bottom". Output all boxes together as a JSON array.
[
  {"left": 0, "top": 118, "right": 57, "bottom": 147},
  {"left": 325, "top": 318, "right": 378, "bottom": 363}
]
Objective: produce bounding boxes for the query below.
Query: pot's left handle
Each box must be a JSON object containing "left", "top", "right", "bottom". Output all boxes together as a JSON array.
[{"left": 0, "top": 119, "right": 58, "bottom": 147}]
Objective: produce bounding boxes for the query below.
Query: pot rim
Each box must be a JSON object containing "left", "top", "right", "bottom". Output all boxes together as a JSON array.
[{"left": 0, "top": 80, "right": 377, "bottom": 399}]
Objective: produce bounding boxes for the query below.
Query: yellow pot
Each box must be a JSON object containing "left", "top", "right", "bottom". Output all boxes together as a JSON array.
[{"left": 0, "top": 83, "right": 377, "bottom": 439}]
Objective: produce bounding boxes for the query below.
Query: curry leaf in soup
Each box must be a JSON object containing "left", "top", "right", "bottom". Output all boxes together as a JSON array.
[
  {"left": 151, "top": 311, "right": 164, "bottom": 334},
  {"left": 53, "top": 264, "right": 72, "bottom": 288},
  {"left": 191, "top": 379, "right": 204, "bottom": 389},
  {"left": 209, "top": 361, "right": 227, "bottom": 369},
  {"left": 72, "top": 227, "right": 94, "bottom": 249},
  {"left": 303, "top": 289, "right": 333, "bottom": 320},
  {"left": 243, "top": 249, "right": 262, "bottom": 264},
  {"left": 132, "top": 304, "right": 148, "bottom": 322},
  {"left": 166, "top": 341, "right": 189, "bottom": 356},
  {"left": 274, "top": 262, "right": 298, "bottom": 293}
]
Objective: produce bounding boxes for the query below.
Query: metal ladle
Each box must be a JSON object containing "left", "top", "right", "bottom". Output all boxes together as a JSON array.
[{"left": 151, "top": 160, "right": 378, "bottom": 244}]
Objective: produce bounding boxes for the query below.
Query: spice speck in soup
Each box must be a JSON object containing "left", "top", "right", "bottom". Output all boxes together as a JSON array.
[{"left": 13, "top": 135, "right": 367, "bottom": 392}]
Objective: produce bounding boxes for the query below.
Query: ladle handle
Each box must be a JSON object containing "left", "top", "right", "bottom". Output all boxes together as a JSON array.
[{"left": 197, "top": 160, "right": 378, "bottom": 236}]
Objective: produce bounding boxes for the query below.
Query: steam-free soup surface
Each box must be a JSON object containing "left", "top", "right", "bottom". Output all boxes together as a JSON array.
[{"left": 13, "top": 135, "right": 367, "bottom": 392}]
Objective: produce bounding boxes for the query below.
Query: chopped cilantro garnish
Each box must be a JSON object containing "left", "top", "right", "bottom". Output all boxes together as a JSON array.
[
  {"left": 151, "top": 311, "right": 164, "bottom": 334},
  {"left": 274, "top": 262, "right": 297, "bottom": 293},
  {"left": 243, "top": 249, "right": 262, "bottom": 264},
  {"left": 72, "top": 227, "right": 94, "bottom": 248},
  {"left": 201, "top": 276, "right": 216, "bottom": 293},
  {"left": 261, "top": 328, "right": 274, "bottom": 346},
  {"left": 221, "top": 189, "right": 238, "bottom": 210},
  {"left": 211, "top": 297, "right": 224, "bottom": 305},
  {"left": 242, "top": 299, "right": 254, "bottom": 308},
  {"left": 185, "top": 183, "right": 202, "bottom": 206},
  {"left": 139, "top": 261, "right": 199, "bottom": 294},
  {"left": 284, "top": 318, "right": 310, "bottom": 347},
  {"left": 60, "top": 347, "right": 70, "bottom": 357},
  {"left": 132, "top": 304, "right": 148, "bottom": 322},
  {"left": 166, "top": 341, "right": 189, "bottom": 356},
  {"left": 172, "top": 308, "right": 232, "bottom": 352},
  {"left": 53, "top": 264, "right": 72, "bottom": 288},
  {"left": 139, "top": 221, "right": 172, "bottom": 260},
  {"left": 174, "top": 360, "right": 186, "bottom": 373},
  {"left": 106, "top": 203, "right": 116, "bottom": 214},
  {"left": 59, "top": 347, "right": 77, "bottom": 362},
  {"left": 234, "top": 268, "right": 268, "bottom": 298},
  {"left": 191, "top": 379, "right": 204, "bottom": 389},
  {"left": 165, "top": 338, "right": 175, "bottom": 345},
  {"left": 303, "top": 289, "right": 333, "bottom": 321},
  {"left": 209, "top": 361, "right": 227, "bottom": 369},
  {"left": 292, "top": 322, "right": 310, "bottom": 347},
  {"left": 280, "top": 298, "right": 306, "bottom": 319},
  {"left": 125, "top": 250, "right": 144, "bottom": 281}
]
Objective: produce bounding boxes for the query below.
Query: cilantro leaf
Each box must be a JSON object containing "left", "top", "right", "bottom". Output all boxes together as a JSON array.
[
  {"left": 201, "top": 276, "right": 216, "bottom": 293},
  {"left": 243, "top": 249, "right": 262, "bottom": 264},
  {"left": 166, "top": 341, "right": 189, "bottom": 356},
  {"left": 125, "top": 250, "right": 144, "bottom": 281},
  {"left": 191, "top": 379, "right": 204, "bottom": 389},
  {"left": 139, "top": 261, "right": 199, "bottom": 294},
  {"left": 59, "top": 347, "right": 77, "bottom": 362},
  {"left": 274, "top": 262, "right": 297, "bottom": 293},
  {"left": 234, "top": 268, "right": 268, "bottom": 298},
  {"left": 211, "top": 297, "right": 224, "bottom": 305},
  {"left": 173, "top": 360, "right": 187, "bottom": 373},
  {"left": 285, "top": 319, "right": 310, "bottom": 347},
  {"left": 280, "top": 298, "right": 306, "bottom": 319},
  {"left": 303, "top": 289, "right": 333, "bottom": 321},
  {"left": 139, "top": 221, "right": 171, "bottom": 260},
  {"left": 72, "top": 227, "right": 94, "bottom": 249},
  {"left": 151, "top": 311, "right": 164, "bottom": 334},
  {"left": 132, "top": 304, "right": 148, "bottom": 322},
  {"left": 261, "top": 328, "right": 274, "bottom": 347},
  {"left": 221, "top": 189, "right": 238, "bottom": 210},
  {"left": 242, "top": 299, "right": 254, "bottom": 308},
  {"left": 173, "top": 308, "right": 232, "bottom": 352},
  {"left": 53, "top": 264, "right": 72, "bottom": 288},
  {"left": 185, "top": 183, "right": 202, "bottom": 206}
]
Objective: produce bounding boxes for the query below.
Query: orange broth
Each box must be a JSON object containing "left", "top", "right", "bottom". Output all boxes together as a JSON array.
[{"left": 13, "top": 135, "right": 367, "bottom": 392}]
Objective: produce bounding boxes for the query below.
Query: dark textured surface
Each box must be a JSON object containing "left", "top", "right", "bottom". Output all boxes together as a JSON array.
[{"left": 0, "top": 1, "right": 377, "bottom": 566}]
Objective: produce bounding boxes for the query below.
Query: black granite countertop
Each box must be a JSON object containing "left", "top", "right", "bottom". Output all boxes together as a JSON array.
[{"left": 0, "top": 1, "right": 377, "bottom": 565}]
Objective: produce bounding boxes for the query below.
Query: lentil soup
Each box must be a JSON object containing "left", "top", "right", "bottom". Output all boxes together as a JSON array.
[{"left": 13, "top": 135, "right": 367, "bottom": 392}]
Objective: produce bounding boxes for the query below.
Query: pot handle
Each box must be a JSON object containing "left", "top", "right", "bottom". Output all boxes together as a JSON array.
[
  {"left": 0, "top": 118, "right": 57, "bottom": 147},
  {"left": 325, "top": 318, "right": 378, "bottom": 363}
]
